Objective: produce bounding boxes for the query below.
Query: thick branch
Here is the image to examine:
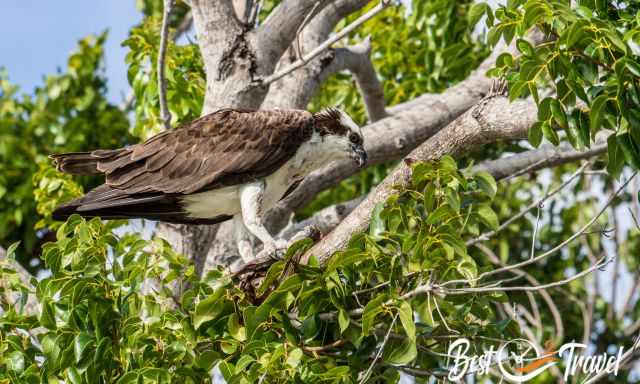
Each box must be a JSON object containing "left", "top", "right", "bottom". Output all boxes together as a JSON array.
[
  {"left": 256, "top": 0, "right": 333, "bottom": 69},
  {"left": 473, "top": 141, "right": 607, "bottom": 180},
  {"left": 334, "top": 39, "right": 387, "bottom": 121},
  {"left": 257, "top": 1, "right": 390, "bottom": 86},
  {"left": 262, "top": 0, "right": 372, "bottom": 110},
  {"left": 265, "top": 37, "right": 533, "bottom": 231},
  {"left": 304, "top": 95, "right": 538, "bottom": 264},
  {"left": 190, "top": 0, "right": 251, "bottom": 111},
  {"left": 292, "top": 142, "right": 607, "bottom": 239}
]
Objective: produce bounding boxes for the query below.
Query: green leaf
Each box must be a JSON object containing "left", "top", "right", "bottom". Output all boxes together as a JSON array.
[
  {"left": 474, "top": 171, "right": 497, "bottom": 197},
  {"left": 607, "top": 134, "right": 625, "bottom": 178},
  {"left": 338, "top": 309, "right": 350, "bottom": 334},
  {"left": 468, "top": 2, "right": 489, "bottom": 27},
  {"left": 74, "top": 332, "right": 94, "bottom": 364},
  {"left": 626, "top": 59, "right": 640, "bottom": 77},
  {"left": 516, "top": 39, "right": 534, "bottom": 56},
  {"left": 218, "top": 361, "right": 235, "bottom": 381},
  {"left": 383, "top": 337, "right": 417, "bottom": 365},
  {"left": 193, "top": 287, "right": 225, "bottom": 329},
  {"left": 476, "top": 205, "right": 499, "bottom": 230},
  {"left": 617, "top": 129, "right": 640, "bottom": 169},
  {"left": 541, "top": 121, "right": 560, "bottom": 145},
  {"left": 575, "top": 109, "right": 590, "bottom": 148},
  {"left": 5, "top": 351, "right": 25, "bottom": 373},
  {"left": 509, "top": 81, "right": 528, "bottom": 101},
  {"left": 528, "top": 121, "right": 543, "bottom": 148},
  {"left": 590, "top": 94, "right": 609, "bottom": 134},
  {"left": 398, "top": 300, "right": 415, "bottom": 342},
  {"left": 5, "top": 241, "right": 20, "bottom": 260},
  {"left": 369, "top": 202, "right": 386, "bottom": 238},
  {"left": 286, "top": 348, "right": 304, "bottom": 368},
  {"left": 549, "top": 99, "right": 568, "bottom": 129},
  {"left": 227, "top": 313, "right": 246, "bottom": 342},
  {"left": 39, "top": 298, "right": 57, "bottom": 330},
  {"left": 362, "top": 294, "right": 388, "bottom": 336},
  {"left": 538, "top": 97, "right": 553, "bottom": 120}
]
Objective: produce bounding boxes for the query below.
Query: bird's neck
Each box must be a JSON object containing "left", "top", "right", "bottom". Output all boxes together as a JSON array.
[{"left": 287, "top": 133, "right": 346, "bottom": 180}]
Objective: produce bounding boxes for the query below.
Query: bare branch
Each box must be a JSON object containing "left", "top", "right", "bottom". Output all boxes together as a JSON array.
[
  {"left": 468, "top": 163, "right": 590, "bottom": 246},
  {"left": 445, "top": 256, "right": 611, "bottom": 294},
  {"left": 158, "top": 0, "right": 175, "bottom": 130},
  {"left": 475, "top": 243, "right": 564, "bottom": 343},
  {"left": 233, "top": 0, "right": 254, "bottom": 23},
  {"left": 255, "top": 0, "right": 392, "bottom": 87},
  {"left": 286, "top": 141, "right": 607, "bottom": 243},
  {"left": 582, "top": 335, "right": 640, "bottom": 384},
  {"left": 454, "top": 172, "right": 637, "bottom": 285},
  {"left": 262, "top": 0, "right": 372, "bottom": 110},
  {"left": 256, "top": 0, "right": 332, "bottom": 69},
  {"left": 335, "top": 38, "right": 387, "bottom": 121},
  {"left": 473, "top": 141, "right": 607, "bottom": 180}
]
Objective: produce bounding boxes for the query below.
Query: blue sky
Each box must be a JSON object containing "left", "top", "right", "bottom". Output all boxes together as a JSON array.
[{"left": 0, "top": 1, "right": 141, "bottom": 104}]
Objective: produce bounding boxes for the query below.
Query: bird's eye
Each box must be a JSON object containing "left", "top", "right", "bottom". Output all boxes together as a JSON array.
[{"left": 349, "top": 132, "right": 360, "bottom": 144}]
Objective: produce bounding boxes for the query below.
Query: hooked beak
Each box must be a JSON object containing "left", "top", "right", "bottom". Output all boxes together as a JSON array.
[{"left": 350, "top": 144, "right": 368, "bottom": 168}]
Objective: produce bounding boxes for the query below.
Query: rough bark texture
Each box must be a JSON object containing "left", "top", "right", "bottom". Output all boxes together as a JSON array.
[{"left": 294, "top": 139, "right": 608, "bottom": 237}]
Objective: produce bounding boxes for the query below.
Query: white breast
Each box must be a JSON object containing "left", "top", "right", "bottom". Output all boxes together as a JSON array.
[
  {"left": 180, "top": 157, "right": 301, "bottom": 219},
  {"left": 180, "top": 131, "right": 347, "bottom": 220}
]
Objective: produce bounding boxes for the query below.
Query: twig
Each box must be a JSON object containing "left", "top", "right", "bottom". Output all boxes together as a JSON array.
[
  {"left": 302, "top": 339, "right": 346, "bottom": 353},
  {"left": 255, "top": 0, "right": 392, "bottom": 87},
  {"left": 475, "top": 243, "right": 564, "bottom": 344},
  {"left": 530, "top": 203, "right": 542, "bottom": 259},
  {"left": 295, "top": 1, "right": 322, "bottom": 61},
  {"left": 359, "top": 312, "right": 398, "bottom": 383},
  {"left": 158, "top": 0, "right": 174, "bottom": 130},
  {"left": 445, "top": 255, "right": 611, "bottom": 294},
  {"left": 468, "top": 163, "right": 589, "bottom": 246},
  {"left": 453, "top": 172, "right": 636, "bottom": 285}
]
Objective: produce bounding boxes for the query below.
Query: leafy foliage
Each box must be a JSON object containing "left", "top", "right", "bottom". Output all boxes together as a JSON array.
[
  {"left": 0, "top": 33, "right": 131, "bottom": 266},
  {"left": 123, "top": 15, "right": 205, "bottom": 139},
  {"left": 1, "top": 158, "right": 518, "bottom": 383},
  {"left": 476, "top": 0, "right": 640, "bottom": 176}
]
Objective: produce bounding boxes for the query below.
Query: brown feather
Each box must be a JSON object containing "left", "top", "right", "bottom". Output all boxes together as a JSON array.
[{"left": 50, "top": 109, "right": 317, "bottom": 222}]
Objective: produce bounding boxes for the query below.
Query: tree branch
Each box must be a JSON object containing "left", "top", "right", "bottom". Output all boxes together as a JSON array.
[
  {"left": 303, "top": 93, "right": 539, "bottom": 264},
  {"left": 255, "top": 0, "right": 392, "bottom": 87},
  {"left": 158, "top": 0, "right": 174, "bottom": 130},
  {"left": 282, "top": 142, "right": 607, "bottom": 241},
  {"left": 256, "top": 0, "right": 332, "bottom": 70},
  {"left": 334, "top": 38, "right": 387, "bottom": 121},
  {"left": 262, "top": 0, "right": 372, "bottom": 110},
  {"left": 265, "top": 34, "right": 542, "bottom": 232}
]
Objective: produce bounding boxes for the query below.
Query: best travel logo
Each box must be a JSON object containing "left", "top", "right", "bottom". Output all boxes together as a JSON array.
[{"left": 446, "top": 337, "right": 639, "bottom": 382}]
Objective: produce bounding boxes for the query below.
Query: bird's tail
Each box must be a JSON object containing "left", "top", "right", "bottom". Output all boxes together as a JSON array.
[{"left": 49, "top": 152, "right": 100, "bottom": 175}]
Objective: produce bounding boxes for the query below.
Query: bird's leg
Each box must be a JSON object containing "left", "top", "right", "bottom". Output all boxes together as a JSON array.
[
  {"left": 239, "top": 181, "right": 288, "bottom": 259},
  {"left": 233, "top": 214, "right": 255, "bottom": 262}
]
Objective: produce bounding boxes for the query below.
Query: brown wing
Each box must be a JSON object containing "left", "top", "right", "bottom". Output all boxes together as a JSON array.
[{"left": 97, "top": 109, "right": 314, "bottom": 195}]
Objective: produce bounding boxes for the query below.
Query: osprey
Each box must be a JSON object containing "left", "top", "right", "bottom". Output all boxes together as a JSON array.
[{"left": 50, "top": 108, "right": 367, "bottom": 260}]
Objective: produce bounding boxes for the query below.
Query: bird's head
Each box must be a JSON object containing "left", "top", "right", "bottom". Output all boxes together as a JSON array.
[{"left": 312, "top": 108, "right": 367, "bottom": 168}]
